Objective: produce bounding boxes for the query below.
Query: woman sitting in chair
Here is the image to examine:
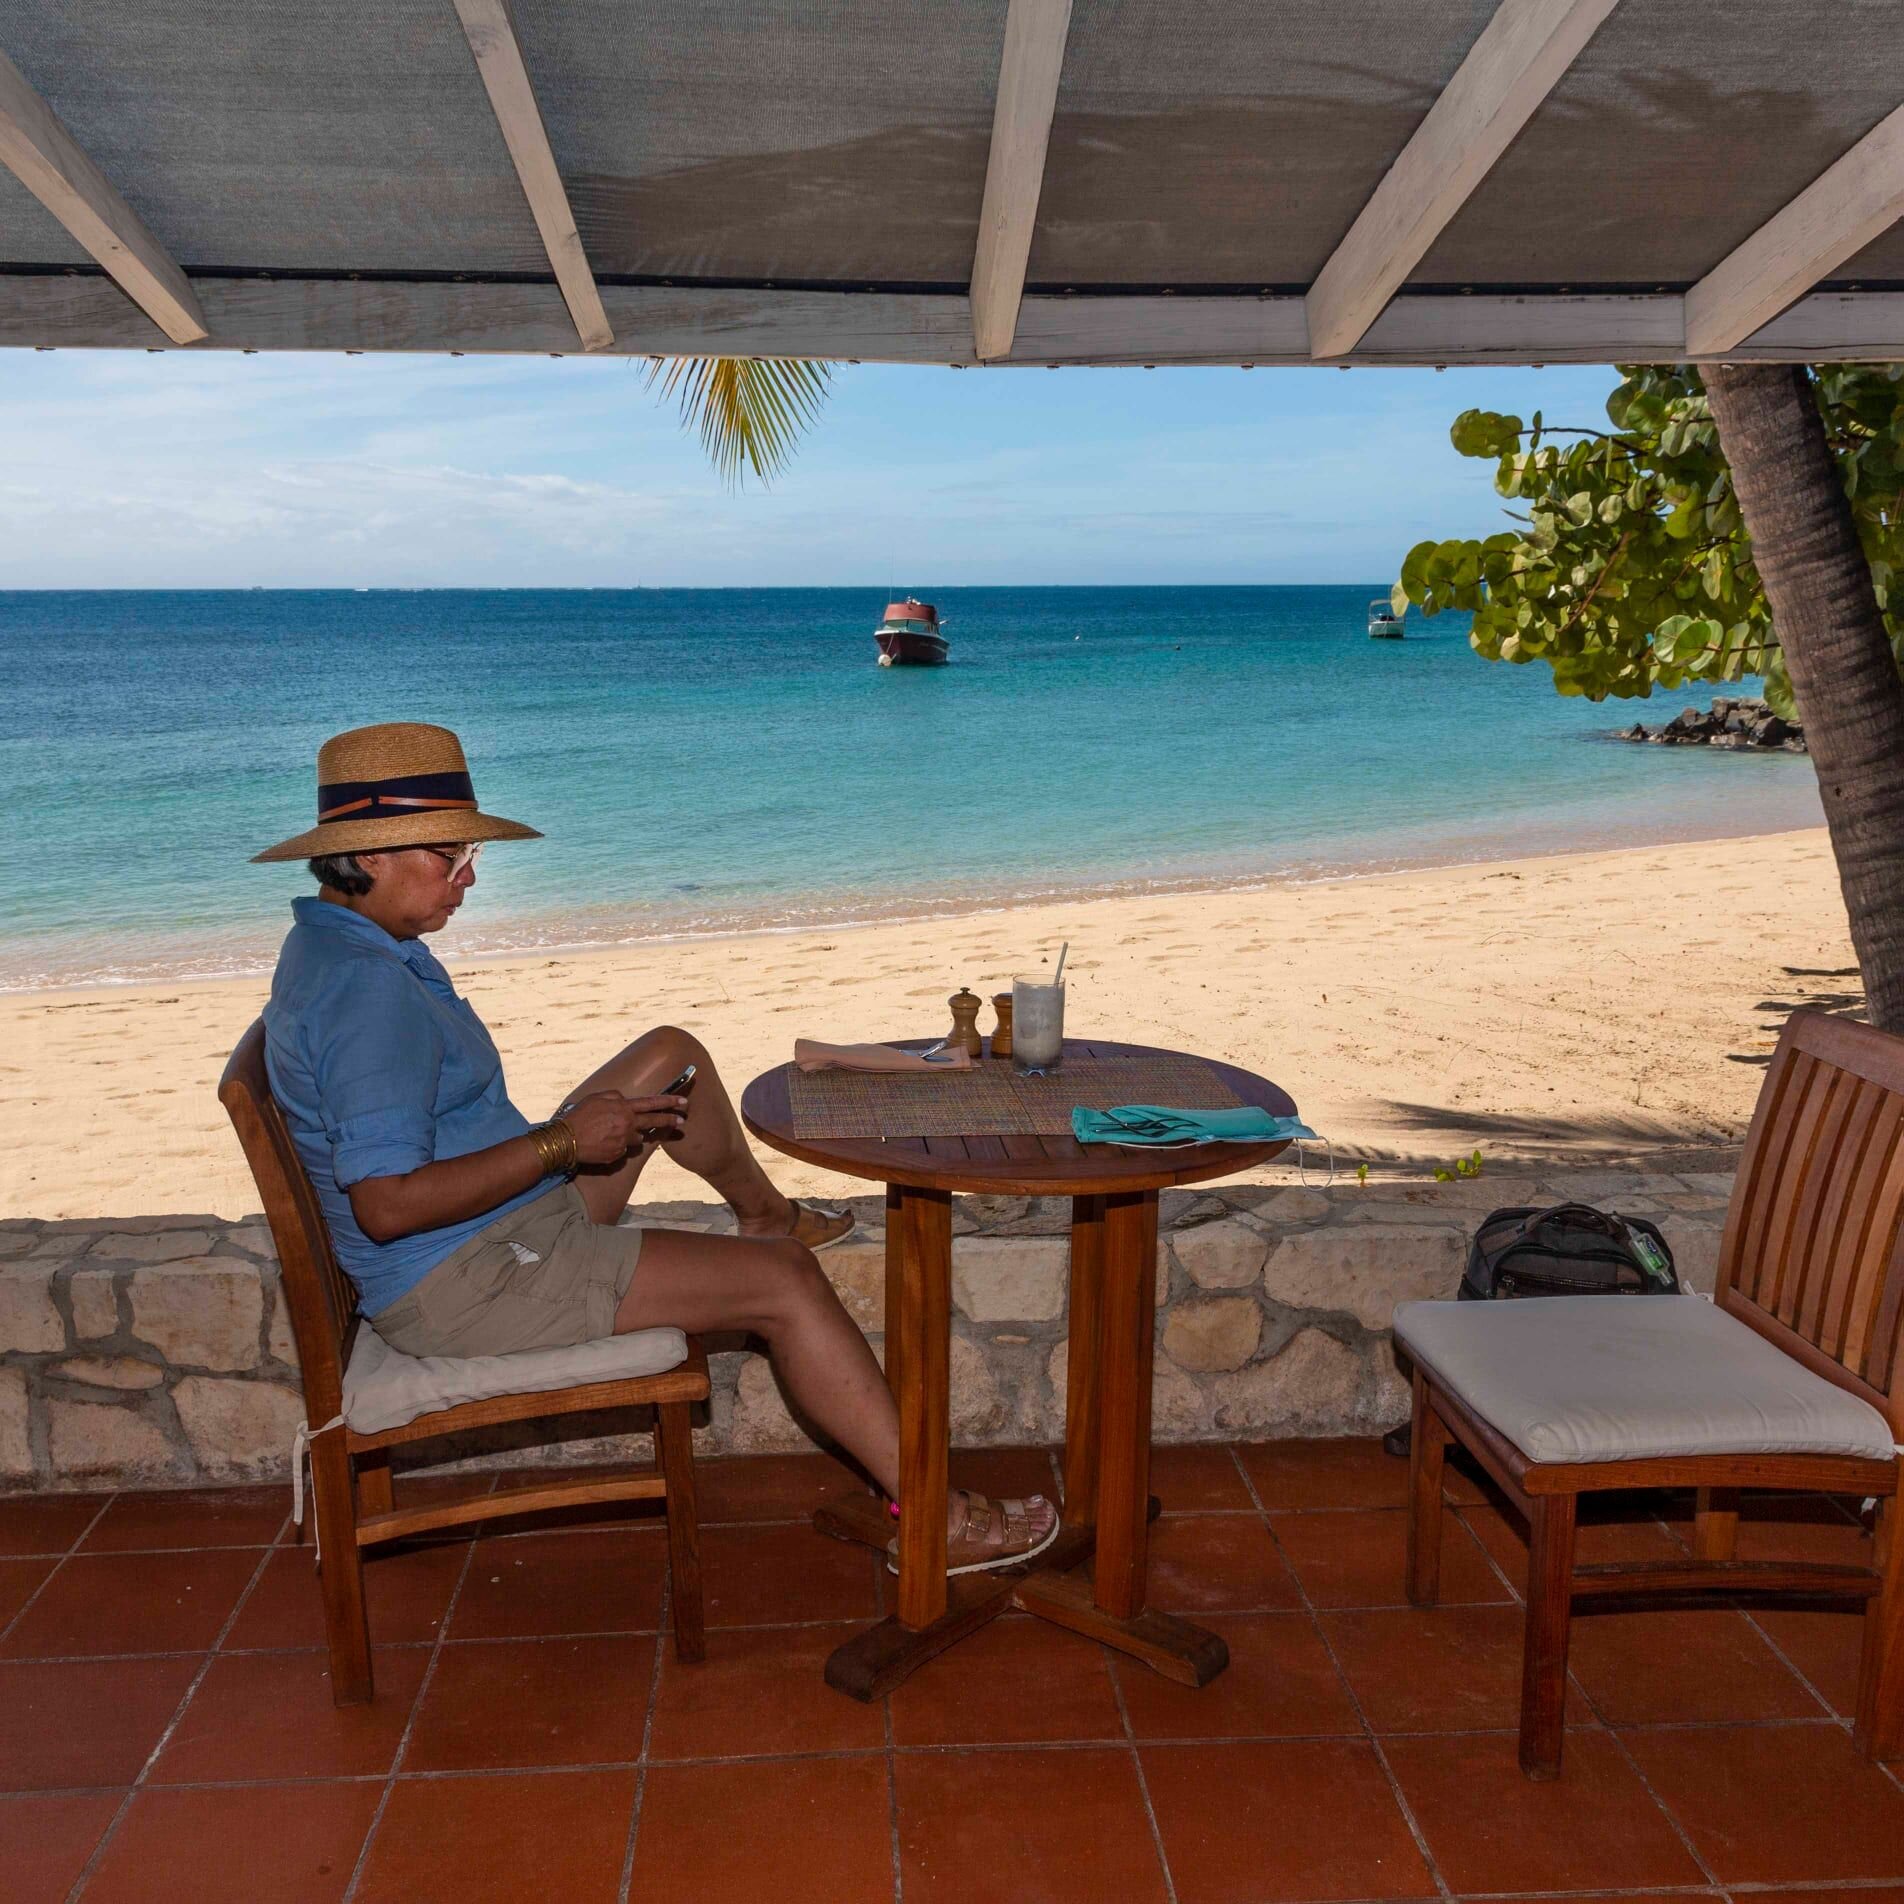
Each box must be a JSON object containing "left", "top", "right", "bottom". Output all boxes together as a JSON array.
[{"left": 256, "top": 723, "right": 1056, "bottom": 1576}]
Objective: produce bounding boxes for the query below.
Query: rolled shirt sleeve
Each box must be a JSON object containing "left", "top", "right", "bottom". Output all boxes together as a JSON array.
[{"left": 312, "top": 961, "right": 444, "bottom": 1187}]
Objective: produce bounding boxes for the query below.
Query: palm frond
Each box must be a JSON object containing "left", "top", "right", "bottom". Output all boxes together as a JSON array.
[{"left": 644, "top": 355, "right": 833, "bottom": 488}]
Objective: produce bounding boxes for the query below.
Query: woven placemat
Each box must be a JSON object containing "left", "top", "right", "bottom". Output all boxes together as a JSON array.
[{"left": 787, "top": 1052, "right": 1242, "bottom": 1139}]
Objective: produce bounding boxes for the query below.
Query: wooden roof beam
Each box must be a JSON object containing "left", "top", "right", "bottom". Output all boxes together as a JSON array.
[
  {"left": 1305, "top": 0, "right": 1620, "bottom": 360},
  {"left": 1685, "top": 102, "right": 1904, "bottom": 357},
  {"left": 5, "top": 277, "right": 1902, "bottom": 364},
  {"left": 970, "top": 0, "right": 1073, "bottom": 362},
  {"left": 0, "top": 44, "right": 206, "bottom": 344},
  {"left": 452, "top": 0, "right": 612, "bottom": 351}
]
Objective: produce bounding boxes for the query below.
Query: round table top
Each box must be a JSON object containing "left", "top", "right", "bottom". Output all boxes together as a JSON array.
[{"left": 741, "top": 1037, "right": 1300, "bottom": 1196}]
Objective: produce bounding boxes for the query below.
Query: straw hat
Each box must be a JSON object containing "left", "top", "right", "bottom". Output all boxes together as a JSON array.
[{"left": 252, "top": 722, "right": 542, "bottom": 863}]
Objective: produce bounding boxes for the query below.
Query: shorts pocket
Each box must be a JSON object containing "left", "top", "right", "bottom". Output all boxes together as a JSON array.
[{"left": 415, "top": 1241, "right": 517, "bottom": 1330}]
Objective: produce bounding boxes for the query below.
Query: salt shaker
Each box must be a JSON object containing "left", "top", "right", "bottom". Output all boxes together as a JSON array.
[
  {"left": 947, "top": 988, "right": 984, "bottom": 1060},
  {"left": 990, "top": 992, "right": 1014, "bottom": 1059}
]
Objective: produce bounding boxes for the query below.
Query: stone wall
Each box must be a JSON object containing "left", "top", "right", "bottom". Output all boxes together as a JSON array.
[{"left": 0, "top": 1167, "right": 1733, "bottom": 1492}]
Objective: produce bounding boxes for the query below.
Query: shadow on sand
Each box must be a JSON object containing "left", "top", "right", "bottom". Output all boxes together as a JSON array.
[
  {"left": 1728, "top": 966, "right": 1866, "bottom": 1066},
  {"left": 1360, "top": 964, "right": 1865, "bottom": 1170}
]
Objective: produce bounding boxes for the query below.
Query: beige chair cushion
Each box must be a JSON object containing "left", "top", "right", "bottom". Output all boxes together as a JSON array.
[
  {"left": 342, "top": 1320, "right": 689, "bottom": 1436},
  {"left": 1393, "top": 1294, "right": 1894, "bottom": 1466}
]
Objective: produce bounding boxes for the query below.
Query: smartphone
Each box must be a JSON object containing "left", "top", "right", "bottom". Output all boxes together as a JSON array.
[{"left": 644, "top": 1064, "right": 697, "bottom": 1141}]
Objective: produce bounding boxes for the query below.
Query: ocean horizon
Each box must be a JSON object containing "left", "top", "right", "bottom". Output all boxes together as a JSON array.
[{"left": 2, "top": 585, "right": 1822, "bottom": 993}]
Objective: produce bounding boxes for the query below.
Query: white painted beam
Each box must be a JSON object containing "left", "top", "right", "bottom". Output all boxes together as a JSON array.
[
  {"left": 0, "top": 45, "right": 206, "bottom": 344},
  {"left": 2, "top": 278, "right": 1902, "bottom": 366},
  {"left": 452, "top": 0, "right": 612, "bottom": 351},
  {"left": 970, "top": 0, "right": 1072, "bottom": 362},
  {"left": 1305, "top": 0, "right": 1620, "bottom": 359},
  {"left": 1685, "top": 102, "right": 1904, "bottom": 356}
]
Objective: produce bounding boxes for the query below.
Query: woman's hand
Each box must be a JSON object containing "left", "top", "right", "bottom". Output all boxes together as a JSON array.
[
  {"left": 562, "top": 1089, "right": 689, "bottom": 1162},
  {"left": 623, "top": 1093, "right": 691, "bottom": 1146},
  {"left": 563, "top": 1090, "right": 644, "bottom": 1164},
  {"left": 350, "top": 1089, "right": 692, "bottom": 1245}
]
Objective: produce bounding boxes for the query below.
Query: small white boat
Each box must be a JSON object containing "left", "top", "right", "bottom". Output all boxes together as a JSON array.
[{"left": 1368, "top": 599, "right": 1404, "bottom": 638}]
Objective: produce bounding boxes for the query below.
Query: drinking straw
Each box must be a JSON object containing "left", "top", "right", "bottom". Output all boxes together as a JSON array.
[{"left": 1054, "top": 940, "right": 1069, "bottom": 985}]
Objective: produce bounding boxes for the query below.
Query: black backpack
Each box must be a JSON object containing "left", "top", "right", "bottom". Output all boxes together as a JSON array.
[{"left": 1462, "top": 1202, "right": 1680, "bottom": 1301}]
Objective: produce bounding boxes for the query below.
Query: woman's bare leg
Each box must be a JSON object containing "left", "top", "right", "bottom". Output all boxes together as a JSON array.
[
  {"left": 615, "top": 1227, "right": 901, "bottom": 1498},
  {"left": 617, "top": 1229, "right": 1055, "bottom": 1551},
  {"left": 559, "top": 1025, "right": 794, "bottom": 1233},
  {"left": 592, "top": 1036, "right": 1054, "bottom": 1551}
]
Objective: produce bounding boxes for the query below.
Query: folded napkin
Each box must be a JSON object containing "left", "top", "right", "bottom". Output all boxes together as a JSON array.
[
  {"left": 1072, "top": 1105, "right": 1318, "bottom": 1147},
  {"left": 794, "top": 1039, "right": 973, "bottom": 1074}
]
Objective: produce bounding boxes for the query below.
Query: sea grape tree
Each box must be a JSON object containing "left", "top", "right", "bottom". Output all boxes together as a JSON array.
[
  {"left": 1392, "top": 364, "right": 1904, "bottom": 719},
  {"left": 1398, "top": 361, "right": 1904, "bottom": 1034}
]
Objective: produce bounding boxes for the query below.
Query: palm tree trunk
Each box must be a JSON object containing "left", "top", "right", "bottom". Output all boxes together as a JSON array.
[{"left": 1703, "top": 362, "right": 1904, "bottom": 1034}]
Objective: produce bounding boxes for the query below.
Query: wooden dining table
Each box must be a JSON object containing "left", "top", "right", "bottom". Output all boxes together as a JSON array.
[{"left": 740, "top": 1036, "right": 1300, "bottom": 1699}]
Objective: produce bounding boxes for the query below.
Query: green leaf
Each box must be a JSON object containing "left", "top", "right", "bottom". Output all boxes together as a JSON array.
[
  {"left": 1397, "top": 540, "right": 1436, "bottom": 602},
  {"left": 1687, "top": 616, "right": 1723, "bottom": 661},
  {"left": 1450, "top": 409, "right": 1522, "bottom": 458}
]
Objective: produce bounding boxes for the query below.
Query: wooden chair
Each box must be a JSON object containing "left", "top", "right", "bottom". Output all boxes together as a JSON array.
[
  {"left": 220, "top": 1019, "right": 709, "bottom": 1705},
  {"left": 1400, "top": 1007, "right": 1902, "bottom": 1777}
]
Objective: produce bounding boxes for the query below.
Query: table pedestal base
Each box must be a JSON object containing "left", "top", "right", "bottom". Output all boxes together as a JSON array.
[
  {"left": 815, "top": 1491, "right": 1220, "bottom": 1700},
  {"left": 1012, "top": 1568, "right": 1229, "bottom": 1687}
]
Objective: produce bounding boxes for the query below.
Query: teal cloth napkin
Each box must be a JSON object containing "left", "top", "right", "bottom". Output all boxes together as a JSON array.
[{"left": 1071, "top": 1105, "right": 1319, "bottom": 1148}]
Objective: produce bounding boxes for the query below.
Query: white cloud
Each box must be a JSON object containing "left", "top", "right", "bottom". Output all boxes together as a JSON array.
[{"left": 0, "top": 350, "right": 1618, "bottom": 586}]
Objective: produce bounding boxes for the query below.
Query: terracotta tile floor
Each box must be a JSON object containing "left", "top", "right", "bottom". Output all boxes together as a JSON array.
[{"left": 0, "top": 1446, "right": 1894, "bottom": 1904}]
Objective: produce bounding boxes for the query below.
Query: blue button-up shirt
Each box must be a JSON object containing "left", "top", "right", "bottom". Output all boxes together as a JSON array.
[{"left": 263, "top": 897, "right": 557, "bottom": 1315}]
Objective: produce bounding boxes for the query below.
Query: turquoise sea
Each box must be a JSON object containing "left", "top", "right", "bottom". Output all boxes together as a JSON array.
[{"left": 0, "top": 586, "right": 1822, "bottom": 992}]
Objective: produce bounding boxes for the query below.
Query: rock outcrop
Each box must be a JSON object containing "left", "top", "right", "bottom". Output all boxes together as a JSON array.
[{"left": 1619, "top": 698, "right": 1806, "bottom": 752}]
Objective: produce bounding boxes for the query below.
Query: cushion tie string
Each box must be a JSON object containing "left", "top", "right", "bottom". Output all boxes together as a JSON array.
[
  {"left": 1294, "top": 1138, "right": 1336, "bottom": 1189},
  {"left": 290, "top": 1415, "right": 346, "bottom": 1563}
]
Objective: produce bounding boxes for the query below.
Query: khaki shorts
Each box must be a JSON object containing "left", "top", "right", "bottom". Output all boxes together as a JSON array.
[{"left": 371, "top": 1184, "right": 644, "bottom": 1358}]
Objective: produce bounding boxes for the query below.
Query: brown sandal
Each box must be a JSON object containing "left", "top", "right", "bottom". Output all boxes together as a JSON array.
[
  {"left": 786, "top": 1198, "right": 854, "bottom": 1251},
  {"left": 886, "top": 1490, "right": 1061, "bottom": 1577}
]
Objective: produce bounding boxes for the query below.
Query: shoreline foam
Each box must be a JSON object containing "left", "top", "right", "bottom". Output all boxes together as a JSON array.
[{"left": 1, "top": 782, "right": 1823, "bottom": 997}]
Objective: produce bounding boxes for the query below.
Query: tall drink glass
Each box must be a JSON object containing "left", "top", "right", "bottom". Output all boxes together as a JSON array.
[{"left": 1011, "top": 976, "right": 1064, "bottom": 1076}]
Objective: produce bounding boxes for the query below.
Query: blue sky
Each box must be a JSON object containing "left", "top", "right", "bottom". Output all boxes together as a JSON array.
[{"left": 0, "top": 349, "right": 1620, "bottom": 588}]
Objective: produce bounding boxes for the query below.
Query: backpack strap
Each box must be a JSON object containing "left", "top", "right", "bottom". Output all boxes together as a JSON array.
[{"left": 1517, "top": 1202, "right": 1632, "bottom": 1247}]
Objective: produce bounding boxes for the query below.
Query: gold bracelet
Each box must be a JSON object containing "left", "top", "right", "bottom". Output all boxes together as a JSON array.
[{"left": 531, "top": 1120, "right": 575, "bottom": 1178}]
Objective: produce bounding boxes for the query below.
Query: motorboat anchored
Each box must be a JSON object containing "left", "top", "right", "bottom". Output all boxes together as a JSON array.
[
  {"left": 875, "top": 596, "right": 949, "bottom": 666},
  {"left": 1368, "top": 598, "right": 1405, "bottom": 638}
]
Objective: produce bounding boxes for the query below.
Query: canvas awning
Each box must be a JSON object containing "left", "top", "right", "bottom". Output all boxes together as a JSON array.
[{"left": 1, "top": 0, "right": 1901, "bottom": 365}]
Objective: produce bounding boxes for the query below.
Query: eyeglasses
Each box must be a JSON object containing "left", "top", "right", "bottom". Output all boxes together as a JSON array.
[{"left": 418, "top": 842, "right": 483, "bottom": 880}]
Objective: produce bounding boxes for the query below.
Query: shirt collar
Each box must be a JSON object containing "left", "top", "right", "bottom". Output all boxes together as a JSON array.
[
  {"left": 291, "top": 895, "right": 402, "bottom": 948},
  {"left": 290, "top": 896, "right": 454, "bottom": 988}
]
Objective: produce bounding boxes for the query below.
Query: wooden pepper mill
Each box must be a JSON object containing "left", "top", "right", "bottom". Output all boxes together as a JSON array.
[
  {"left": 947, "top": 987, "right": 984, "bottom": 1060},
  {"left": 990, "top": 991, "right": 1014, "bottom": 1060}
]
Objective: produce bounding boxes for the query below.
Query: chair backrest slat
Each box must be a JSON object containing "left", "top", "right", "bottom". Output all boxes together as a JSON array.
[
  {"left": 1724, "top": 1046, "right": 1809, "bottom": 1307},
  {"left": 218, "top": 1019, "right": 355, "bottom": 1421},
  {"left": 1765, "top": 1054, "right": 1840, "bottom": 1320},
  {"left": 1862, "top": 1226, "right": 1904, "bottom": 1395},
  {"left": 1719, "top": 1009, "right": 1904, "bottom": 1436},
  {"left": 1782, "top": 1064, "right": 1864, "bottom": 1339},
  {"left": 1809, "top": 1079, "right": 1895, "bottom": 1356}
]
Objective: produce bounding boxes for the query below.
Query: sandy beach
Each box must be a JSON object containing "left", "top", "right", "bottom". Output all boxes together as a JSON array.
[{"left": 3, "top": 827, "right": 1853, "bottom": 1222}]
